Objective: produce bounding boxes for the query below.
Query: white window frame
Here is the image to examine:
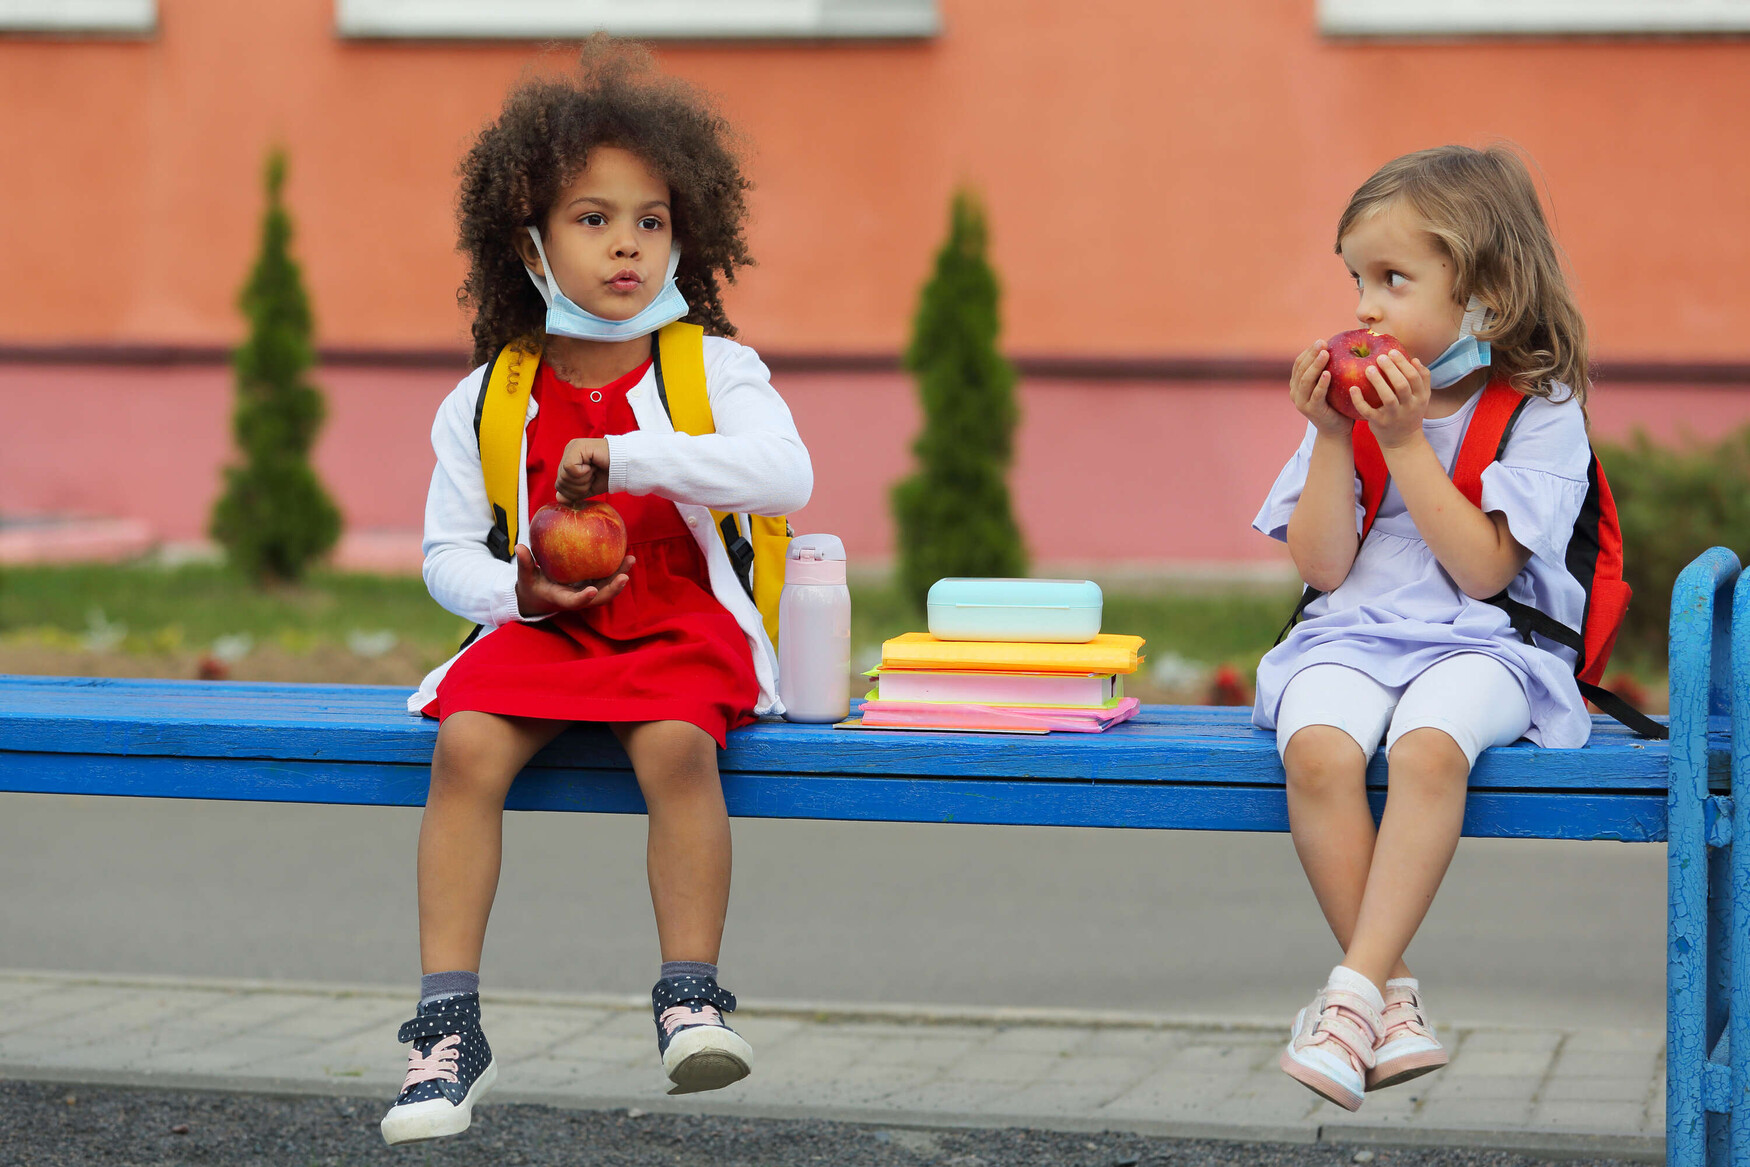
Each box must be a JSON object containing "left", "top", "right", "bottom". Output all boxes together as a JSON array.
[
  {"left": 0, "top": 0, "right": 153, "bottom": 33},
  {"left": 335, "top": 0, "right": 938, "bottom": 40},
  {"left": 1319, "top": 0, "right": 1750, "bottom": 35}
]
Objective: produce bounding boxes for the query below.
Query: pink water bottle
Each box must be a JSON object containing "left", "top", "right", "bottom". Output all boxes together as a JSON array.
[{"left": 778, "top": 534, "right": 851, "bottom": 723}]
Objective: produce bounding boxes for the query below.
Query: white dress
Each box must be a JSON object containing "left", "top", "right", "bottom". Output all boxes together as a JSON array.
[{"left": 1252, "top": 386, "right": 1594, "bottom": 749}]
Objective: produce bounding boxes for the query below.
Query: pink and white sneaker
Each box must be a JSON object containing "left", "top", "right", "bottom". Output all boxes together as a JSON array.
[
  {"left": 1367, "top": 977, "right": 1448, "bottom": 1090},
  {"left": 1278, "top": 967, "right": 1385, "bottom": 1112}
]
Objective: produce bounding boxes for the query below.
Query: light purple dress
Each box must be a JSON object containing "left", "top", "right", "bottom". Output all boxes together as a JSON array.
[{"left": 1252, "top": 387, "right": 1594, "bottom": 749}]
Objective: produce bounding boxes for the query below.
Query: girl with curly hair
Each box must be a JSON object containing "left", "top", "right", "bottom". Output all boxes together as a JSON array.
[{"left": 381, "top": 42, "right": 811, "bottom": 1146}]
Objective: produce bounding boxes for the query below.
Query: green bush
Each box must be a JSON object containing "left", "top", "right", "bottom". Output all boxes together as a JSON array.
[
  {"left": 891, "top": 191, "right": 1027, "bottom": 612},
  {"left": 209, "top": 149, "right": 342, "bottom": 582},
  {"left": 1597, "top": 424, "right": 1750, "bottom": 666}
]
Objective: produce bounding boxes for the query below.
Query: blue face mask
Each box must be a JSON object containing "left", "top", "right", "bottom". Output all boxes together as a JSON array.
[
  {"left": 1426, "top": 295, "right": 1493, "bottom": 389},
  {"left": 523, "top": 225, "right": 688, "bottom": 343}
]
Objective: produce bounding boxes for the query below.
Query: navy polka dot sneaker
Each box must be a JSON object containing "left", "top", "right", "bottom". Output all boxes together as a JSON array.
[
  {"left": 652, "top": 974, "right": 753, "bottom": 1095},
  {"left": 379, "top": 992, "right": 497, "bottom": 1145}
]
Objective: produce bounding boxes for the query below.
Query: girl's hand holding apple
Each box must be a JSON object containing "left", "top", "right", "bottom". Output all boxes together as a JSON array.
[
  {"left": 513, "top": 544, "right": 634, "bottom": 617},
  {"left": 1351, "top": 349, "right": 1433, "bottom": 450},
  {"left": 1289, "top": 339, "right": 1351, "bottom": 439}
]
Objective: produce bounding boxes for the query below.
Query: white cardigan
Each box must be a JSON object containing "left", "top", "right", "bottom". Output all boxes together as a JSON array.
[{"left": 410, "top": 336, "right": 814, "bottom": 717}]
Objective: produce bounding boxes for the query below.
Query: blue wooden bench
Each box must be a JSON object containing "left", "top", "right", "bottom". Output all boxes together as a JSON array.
[{"left": 1, "top": 547, "right": 1745, "bottom": 1163}]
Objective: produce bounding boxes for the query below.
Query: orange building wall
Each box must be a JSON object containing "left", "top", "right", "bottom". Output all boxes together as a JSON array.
[{"left": 3, "top": 0, "right": 1748, "bottom": 360}]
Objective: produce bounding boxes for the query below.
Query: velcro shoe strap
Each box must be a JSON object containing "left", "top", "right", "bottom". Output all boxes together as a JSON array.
[
  {"left": 653, "top": 976, "right": 737, "bottom": 1015},
  {"left": 1381, "top": 988, "right": 1433, "bottom": 1040},
  {"left": 1301, "top": 989, "right": 1383, "bottom": 1070},
  {"left": 398, "top": 1011, "right": 476, "bottom": 1044}
]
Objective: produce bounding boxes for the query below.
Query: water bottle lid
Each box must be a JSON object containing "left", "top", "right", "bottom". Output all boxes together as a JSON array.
[
  {"left": 785, "top": 534, "right": 846, "bottom": 585},
  {"left": 786, "top": 534, "right": 845, "bottom": 561}
]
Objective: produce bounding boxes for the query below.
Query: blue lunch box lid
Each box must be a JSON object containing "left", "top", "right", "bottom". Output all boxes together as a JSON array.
[{"left": 926, "top": 578, "right": 1104, "bottom": 610}]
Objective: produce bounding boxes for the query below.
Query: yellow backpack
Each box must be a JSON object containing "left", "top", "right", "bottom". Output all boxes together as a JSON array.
[{"left": 473, "top": 321, "right": 791, "bottom": 645}]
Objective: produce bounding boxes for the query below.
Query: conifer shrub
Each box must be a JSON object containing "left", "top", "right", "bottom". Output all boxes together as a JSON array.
[
  {"left": 892, "top": 191, "right": 1027, "bottom": 612},
  {"left": 210, "top": 150, "right": 341, "bottom": 582}
]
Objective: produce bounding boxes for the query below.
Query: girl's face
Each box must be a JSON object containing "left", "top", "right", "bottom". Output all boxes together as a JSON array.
[
  {"left": 516, "top": 145, "right": 673, "bottom": 323},
  {"left": 1338, "top": 199, "right": 1468, "bottom": 368}
]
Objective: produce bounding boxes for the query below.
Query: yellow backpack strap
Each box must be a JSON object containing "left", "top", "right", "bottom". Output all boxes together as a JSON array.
[
  {"left": 474, "top": 340, "right": 541, "bottom": 562},
  {"left": 654, "top": 321, "right": 789, "bottom": 645}
]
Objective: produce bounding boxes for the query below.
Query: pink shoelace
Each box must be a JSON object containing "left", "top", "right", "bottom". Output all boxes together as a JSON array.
[
  {"left": 659, "top": 1004, "right": 722, "bottom": 1037},
  {"left": 402, "top": 1033, "right": 461, "bottom": 1089},
  {"left": 1292, "top": 989, "right": 1382, "bottom": 1074}
]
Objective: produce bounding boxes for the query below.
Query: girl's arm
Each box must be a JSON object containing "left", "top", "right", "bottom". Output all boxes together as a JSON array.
[
  {"left": 422, "top": 373, "right": 627, "bottom": 626},
  {"left": 603, "top": 341, "right": 813, "bottom": 515},
  {"left": 422, "top": 373, "right": 525, "bottom": 628},
  {"left": 1360, "top": 352, "right": 1532, "bottom": 599},
  {"left": 1284, "top": 340, "right": 1363, "bottom": 592}
]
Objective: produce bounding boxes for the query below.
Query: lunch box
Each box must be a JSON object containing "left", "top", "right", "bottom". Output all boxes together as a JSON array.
[{"left": 925, "top": 578, "right": 1104, "bottom": 643}]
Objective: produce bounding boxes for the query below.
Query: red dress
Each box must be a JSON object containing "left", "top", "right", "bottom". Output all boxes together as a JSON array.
[{"left": 423, "top": 358, "right": 761, "bottom": 746}]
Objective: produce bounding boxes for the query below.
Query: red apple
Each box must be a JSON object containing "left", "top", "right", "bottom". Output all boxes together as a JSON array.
[
  {"left": 528, "top": 500, "right": 628, "bottom": 585},
  {"left": 1324, "top": 328, "right": 1407, "bottom": 420}
]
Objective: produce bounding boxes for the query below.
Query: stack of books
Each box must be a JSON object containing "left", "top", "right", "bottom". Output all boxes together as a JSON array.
[{"left": 847, "top": 632, "right": 1147, "bottom": 734}]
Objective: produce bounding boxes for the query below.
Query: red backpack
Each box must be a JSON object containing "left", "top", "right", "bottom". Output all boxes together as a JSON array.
[{"left": 1280, "top": 379, "right": 1665, "bottom": 739}]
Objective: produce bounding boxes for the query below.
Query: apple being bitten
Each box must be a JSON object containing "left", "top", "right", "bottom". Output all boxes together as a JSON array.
[
  {"left": 528, "top": 500, "right": 628, "bottom": 585},
  {"left": 1325, "top": 329, "right": 1407, "bottom": 420}
]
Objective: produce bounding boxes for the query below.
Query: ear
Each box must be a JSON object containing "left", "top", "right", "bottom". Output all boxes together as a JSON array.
[{"left": 513, "top": 227, "right": 544, "bottom": 277}]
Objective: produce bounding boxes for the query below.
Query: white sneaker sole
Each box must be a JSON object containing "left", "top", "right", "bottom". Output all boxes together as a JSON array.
[
  {"left": 662, "top": 1026, "right": 753, "bottom": 1095},
  {"left": 380, "top": 1059, "right": 498, "bottom": 1146},
  {"left": 1279, "top": 1048, "right": 1364, "bottom": 1111}
]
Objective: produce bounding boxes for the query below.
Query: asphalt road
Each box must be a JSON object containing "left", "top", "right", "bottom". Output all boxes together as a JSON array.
[
  {"left": 0, "top": 792, "right": 1665, "bottom": 1030},
  {"left": 0, "top": 1083, "right": 1649, "bottom": 1167}
]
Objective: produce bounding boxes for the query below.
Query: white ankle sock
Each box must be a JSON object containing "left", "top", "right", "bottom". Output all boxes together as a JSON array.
[
  {"left": 1385, "top": 976, "right": 1419, "bottom": 991},
  {"left": 1327, "top": 964, "right": 1385, "bottom": 1011}
]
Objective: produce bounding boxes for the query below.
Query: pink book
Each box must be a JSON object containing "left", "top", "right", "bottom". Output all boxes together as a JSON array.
[
  {"left": 855, "top": 698, "right": 1141, "bottom": 734},
  {"left": 872, "top": 669, "right": 1117, "bottom": 707}
]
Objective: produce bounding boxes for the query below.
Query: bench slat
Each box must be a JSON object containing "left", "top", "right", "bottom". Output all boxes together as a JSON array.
[
  {"left": 1, "top": 749, "right": 1667, "bottom": 841},
  {"left": 0, "top": 675, "right": 1712, "bottom": 793}
]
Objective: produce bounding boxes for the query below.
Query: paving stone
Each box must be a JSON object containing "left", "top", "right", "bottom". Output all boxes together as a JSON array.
[
  {"left": 1419, "top": 1074, "right": 1544, "bottom": 1101},
  {"left": 941, "top": 1051, "right": 1061, "bottom": 1084},
  {"left": 978, "top": 1026, "right": 1091, "bottom": 1056},
  {"left": 1539, "top": 1074, "right": 1659, "bottom": 1102},
  {"left": 1529, "top": 1098, "right": 1652, "bottom": 1133}
]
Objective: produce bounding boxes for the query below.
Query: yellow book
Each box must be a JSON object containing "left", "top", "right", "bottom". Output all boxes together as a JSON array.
[{"left": 879, "top": 632, "right": 1147, "bottom": 676}]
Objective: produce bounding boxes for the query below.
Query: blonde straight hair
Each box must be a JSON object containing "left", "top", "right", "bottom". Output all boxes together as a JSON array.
[{"left": 1336, "top": 144, "right": 1589, "bottom": 409}]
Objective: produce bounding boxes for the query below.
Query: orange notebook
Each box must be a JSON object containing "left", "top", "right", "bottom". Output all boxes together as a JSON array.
[{"left": 879, "top": 633, "right": 1146, "bottom": 676}]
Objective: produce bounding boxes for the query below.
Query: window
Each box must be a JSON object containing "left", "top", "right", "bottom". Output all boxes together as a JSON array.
[
  {"left": 1319, "top": 0, "right": 1750, "bottom": 35},
  {"left": 335, "top": 0, "right": 938, "bottom": 40},
  {"left": 0, "top": 0, "right": 153, "bottom": 33}
]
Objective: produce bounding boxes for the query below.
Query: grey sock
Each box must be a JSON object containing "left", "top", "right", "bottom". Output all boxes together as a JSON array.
[
  {"left": 419, "top": 970, "right": 479, "bottom": 1007},
  {"left": 661, "top": 961, "right": 718, "bottom": 982}
]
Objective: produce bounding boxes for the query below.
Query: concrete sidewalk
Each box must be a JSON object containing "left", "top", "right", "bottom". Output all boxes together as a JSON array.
[{"left": 0, "top": 969, "right": 1662, "bottom": 1161}]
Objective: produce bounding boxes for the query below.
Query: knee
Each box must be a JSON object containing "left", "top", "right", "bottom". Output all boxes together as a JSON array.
[
  {"left": 631, "top": 722, "right": 720, "bottom": 802},
  {"left": 1386, "top": 728, "right": 1469, "bottom": 793},
  {"left": 430, "top": 715, "right": 516, "bottom": 802},
  {"left": 1282, "top": 727, "right": 1366, "bottom": 801}
]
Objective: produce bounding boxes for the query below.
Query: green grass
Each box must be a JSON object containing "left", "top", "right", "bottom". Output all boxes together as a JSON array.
[
  {"left": 1, "top": 563, "right": 1301, "bottom": 671},
  {"left": 0, "top": 563, "right": 468, "bottom": 656}
]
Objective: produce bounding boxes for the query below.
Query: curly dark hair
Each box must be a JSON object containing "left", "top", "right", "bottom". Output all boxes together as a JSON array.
[{"left": 456, "top": 39, "right": 754, "bottom": 365}]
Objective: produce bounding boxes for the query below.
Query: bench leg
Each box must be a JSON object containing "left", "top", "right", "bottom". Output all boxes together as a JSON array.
[{"left": 1667, "top": 548, "right": 1742, "bottom": 1166}]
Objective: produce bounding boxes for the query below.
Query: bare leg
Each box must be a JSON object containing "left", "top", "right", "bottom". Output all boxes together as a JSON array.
[
  {"left": 615, "top": 720, "right": 731, "bottom": 965},
  {"left": 1283, "top": 726, "right": 1412, "bottom": 982},
  {"left": 418, "top": 711, "right": 568, "bottom": 974},
  {"left": 1340, "top": 727, "right": 1469, "bottom": 990}
]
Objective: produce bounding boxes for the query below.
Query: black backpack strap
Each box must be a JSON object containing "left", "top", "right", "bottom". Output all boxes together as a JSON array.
[
  {"left": 1275, "top": 585, "right": 1322, "bottom": 646},
  {"left": 1578, "top": 680, "right": 1669, "bottom": 740},
  {"left": 1486, "top": 592, "right": 1666, "bottom": 739},
  {"left": 718, "top": 513, "right": 756, "bottom": 598}
]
